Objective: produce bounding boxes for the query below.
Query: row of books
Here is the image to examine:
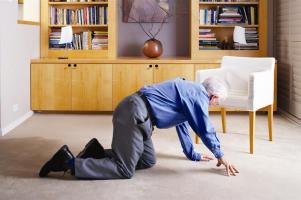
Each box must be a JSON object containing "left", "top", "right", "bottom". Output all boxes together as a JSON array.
[
  {"left": 199, "top": 6, "right": 257, "bottom": 25},
  {"left": 92, "top": 31, "right": 108, "bottom": 50},
  {"left": 199, "top": 27, "right": 259, "bottom": 50},
  {"left": 199, "top": 29, "right": 220, "bottom": 50},
  {"left": 50, "top": 0, "right": 107, "bottom": 2},
  {"left": 234, "top": 27, "right": 259, "bottom": 50},
  {"left": 49, "top": 30, "right": 108, "bottom": 50},
  {"left": 50, "top": 6, "right": 108, "bottom": 25},
  {"left": 199, "top": 0, "right": 258, "bottom": 2}
]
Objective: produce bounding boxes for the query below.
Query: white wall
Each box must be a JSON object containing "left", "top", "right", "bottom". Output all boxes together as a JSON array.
[
  {"left": 0, "top": 0, "right": 40, "bottom": 136},
  {"left": 23, "top": 0, "right": 40, "bottom": 22},
  {"left": 18, "top": 3, "right": 24, "bottom": 20}
]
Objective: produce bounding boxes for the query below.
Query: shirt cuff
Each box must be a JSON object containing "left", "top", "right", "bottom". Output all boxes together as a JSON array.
[
  {"left": 213, "top": 150, "right": 224, "bottom": 159},
  {"left": 194, "top": 153, "right": 201, "bottom": 161}
]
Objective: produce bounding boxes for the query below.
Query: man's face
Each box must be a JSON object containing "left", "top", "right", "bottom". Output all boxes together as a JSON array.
[{"left": 209, "top": 95, "right": 219, "bottom": 106}]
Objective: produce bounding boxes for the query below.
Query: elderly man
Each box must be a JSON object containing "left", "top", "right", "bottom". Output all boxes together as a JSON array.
[{"left": 39, "top": 77, "right": 239, "bottom": 179}]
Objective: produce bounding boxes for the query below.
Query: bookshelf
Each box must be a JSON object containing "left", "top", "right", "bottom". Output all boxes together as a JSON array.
[
  {"left": 41, "top": 0, "right": 117, "bottom": 59},
  {"left": 32, "top": 0, "right": 275, "bottom": 112},
  {"left": 190, "top": 0, "right": 267, "bottom": 59}
]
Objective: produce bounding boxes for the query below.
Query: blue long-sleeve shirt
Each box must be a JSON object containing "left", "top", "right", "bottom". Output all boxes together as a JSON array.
[{"left": 139, "top": 78, "right": 224, "bottom": 161}]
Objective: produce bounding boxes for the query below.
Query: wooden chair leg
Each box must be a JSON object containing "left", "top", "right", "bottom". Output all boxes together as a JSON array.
[
  {"left": 249, "top": 111, "right": 256, "bottom": 154},
  {"left": 195, "top": 134, "right": 200, "bottom": 144},
  {"left": 268, "top": 104, "right": 273, "bottom": 141},
  {"left": 221, "top": 108, "right": 227, "bottom": 133}
]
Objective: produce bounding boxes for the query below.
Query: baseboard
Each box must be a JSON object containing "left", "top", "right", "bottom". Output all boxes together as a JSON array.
[
  {"left": 1, "top": 111, "right": 34, "bottom": 136},
  {"left": 278, "top": 108, "right": 301, "bottom": 127}
]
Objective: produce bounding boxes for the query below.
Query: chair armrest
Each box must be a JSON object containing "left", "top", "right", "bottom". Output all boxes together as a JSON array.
[
  {"left": 196, "top": 68, "right": 225, "bottom": 83},
  {"left": 249, "top": 70, "right": 274, "bottom": 109}
]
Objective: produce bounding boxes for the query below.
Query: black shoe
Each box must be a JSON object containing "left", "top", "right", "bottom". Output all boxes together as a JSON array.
[
  {"left": 39, "top": 145, "right": 74, "bottom": 177},
  {"left": 76, "top": 138, "right": 106, "bottom": 159}
]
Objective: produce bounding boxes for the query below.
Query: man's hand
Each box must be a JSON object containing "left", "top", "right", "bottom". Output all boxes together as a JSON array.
[
  {"left": 200, "top": 154, "right": 214, "bottom": 161},
  {"left": 217, "top": 157, "right": 239, "bottom": 176}
]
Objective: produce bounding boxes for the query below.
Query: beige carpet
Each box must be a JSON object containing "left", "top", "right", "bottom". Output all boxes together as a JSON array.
[{"left": 0, "top": 113, "right": 300, "bottom": 200}]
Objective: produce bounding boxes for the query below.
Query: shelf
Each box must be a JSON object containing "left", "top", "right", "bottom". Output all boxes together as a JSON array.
[
  {"left": 48, "top": 2, "right": 108, "bottom": 5},
  {"left": 49, "top": 24, "right": 108, "bottom": 28},
  {"left": 199, "top": 2, "right": 259, "bottom": 5},
  {"left": 199, "top": 24, "right": 258, "bottom": 28},
  {"left": 49, "top": 49, "right": 108, "bottom": 51},
  {"left": 47, "top": 49, "right": 108, "bottom": 58},
  {"left": 199, "top": 49, "right": 259, "bottom": 51}
]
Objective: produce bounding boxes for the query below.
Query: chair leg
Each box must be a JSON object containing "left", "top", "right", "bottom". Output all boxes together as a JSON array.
[
  {"left": 268, "top": 104, "right": 273, "bottom": 141},
  {"left": 195, "top": 134, "right": 200, "bottom": 144},
  {"left": 249, "top": 111, "right": 256, "bottom": 154},
  {"left": 221, "top": 108, "right": 227, "bottom": 133}
]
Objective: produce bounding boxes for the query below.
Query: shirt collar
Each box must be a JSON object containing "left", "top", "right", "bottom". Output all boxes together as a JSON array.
[{"left": 201, "top": 83, "right": 210, "bottom": 101}]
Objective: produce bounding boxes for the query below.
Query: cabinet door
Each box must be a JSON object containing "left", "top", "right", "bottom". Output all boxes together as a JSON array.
[
  {"left": 194, "top": 63, "right": 220, "bottom": 73},
  {"left": 153, "top": 64, "right": 194, "bottom": 83},
  {"left": 71, "top": 64, "right": 113, "bottom": 111},
  {"left": 31, "top": 64, "right": 72, "bottom": 110},
  {"left": 113, "top": 64, "right": 153, "bottom": 108}
]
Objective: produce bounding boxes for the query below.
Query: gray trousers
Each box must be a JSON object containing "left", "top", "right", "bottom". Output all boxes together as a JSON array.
[{"left": 75, "top": 93, "right": 156, "bottom": 179}]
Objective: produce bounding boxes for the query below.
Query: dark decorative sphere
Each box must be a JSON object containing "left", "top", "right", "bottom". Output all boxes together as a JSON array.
[{"left": 142, "top": 39, "right": 163, "bottom": 58}]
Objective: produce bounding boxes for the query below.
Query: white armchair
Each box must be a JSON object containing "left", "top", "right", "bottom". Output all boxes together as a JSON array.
[{"left": 196, "top": 56, "right": 276, "bottom": 154}]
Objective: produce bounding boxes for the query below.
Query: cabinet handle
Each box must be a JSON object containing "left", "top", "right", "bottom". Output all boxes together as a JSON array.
[
  {"left": 68, "top": 64, "right": 71, "bottom": 67},
  {"left": 149, "top": 64, "right": 153, "bottom": 68},
  {"left": 155, "top": 64, "right": 158, "bottom": 68},
  {"left": 73, "top": 64, "right": 77, "bottom": 67}
]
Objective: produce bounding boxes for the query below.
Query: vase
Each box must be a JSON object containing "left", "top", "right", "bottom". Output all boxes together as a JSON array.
[{"left": 142, "top": 39, "right": 163, "bottom": 58}]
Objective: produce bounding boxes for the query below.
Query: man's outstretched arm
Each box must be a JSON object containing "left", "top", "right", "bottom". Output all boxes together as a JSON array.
[
  {"left": 183, "top": 97, "right": 239, "bottom": 176},
  {"left": 176, "top": 122, "right": 201, "bottom": 161},
  {"left": 183, "top": 98, "right": 224, "bottom": 159}
]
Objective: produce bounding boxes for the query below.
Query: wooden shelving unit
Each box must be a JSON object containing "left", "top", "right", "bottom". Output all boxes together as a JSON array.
[
  {"left": 48, "top": 25, "right": 109, "bottom": 28},
  {"left": 190, "top": 0, "right": 268, "bottom": 59},
  {"left": 41, "top": 0, "right": 117, "bottom": 59},
  {"left": 32, "top": 0, "right": 274, "bottom": 112},
  {"left": 199, "top": 2, "right": 259, "bottom": 5},
  {"left": 199, "top": 24, "right": 259, "bottom": 28},
  {"left": 48, "top": 2, "right": 108, "bottom": 5}
]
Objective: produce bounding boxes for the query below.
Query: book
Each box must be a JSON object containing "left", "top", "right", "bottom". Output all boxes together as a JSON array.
[
  {"left": 199, "top": 5, "right": 258, "bottom": 25},
  {"left": 49, "top": 30, "right": 105, "bottom": 50},
  {"left": 199, "top": 28, "right": 220, "bottom": 49},
  {"left": 50, "top": 6, "right": 108, "bottom": 25}
]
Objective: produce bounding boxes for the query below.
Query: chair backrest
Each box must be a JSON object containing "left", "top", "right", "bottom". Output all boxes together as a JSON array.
[{"left": 221, "top": 56, "right": 275, "bottom": 91}]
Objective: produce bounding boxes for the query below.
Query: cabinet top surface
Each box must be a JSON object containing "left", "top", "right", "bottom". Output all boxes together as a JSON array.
[{"left": 31, "top": 57, "right": 223, "bottom": 64}]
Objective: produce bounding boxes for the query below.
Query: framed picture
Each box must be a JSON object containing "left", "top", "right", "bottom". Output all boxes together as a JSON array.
[{"left": 123, "top": 0, "right": 170, "bottom": 23}]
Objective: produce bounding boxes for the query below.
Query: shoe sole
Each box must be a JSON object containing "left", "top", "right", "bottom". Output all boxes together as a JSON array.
[{"left": 39, "top": 145, "right": 70, "bottom": 177}]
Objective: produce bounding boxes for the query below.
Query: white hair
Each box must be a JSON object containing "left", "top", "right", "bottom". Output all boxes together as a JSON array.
[{"left": 202, "top": 77, "right": 228, "bottom": 101}]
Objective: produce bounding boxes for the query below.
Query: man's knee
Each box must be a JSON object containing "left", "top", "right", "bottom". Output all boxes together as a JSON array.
[
  {"left": 141, "top": 157, "right": 157, "bottom": 169},
  {"left": 122, "top": 170, "right": 135, "bottom": 179},
  {"left": 146, "top": 158, "right": 156, "bottom": 168}
]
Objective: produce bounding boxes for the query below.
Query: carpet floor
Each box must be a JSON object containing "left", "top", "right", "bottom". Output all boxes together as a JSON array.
[{"left": 0, "top": 113, "right": 300, "bottom": 200}]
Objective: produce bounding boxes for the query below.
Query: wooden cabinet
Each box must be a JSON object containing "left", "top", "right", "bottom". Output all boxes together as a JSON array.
[
  {"left": 194, "top": 63, "right": 220, "bottom": 71},
  {"left": 31, "top": 59, "right": 277, "bottom": 112},
  {"left": 31, "top": 63, "right": 112, "bottom": 111},
  {"left": 31, "top": 64, "right": 72, "bottom": 111},
  {"left": 153, "top": 64, "right": 194, "bottom": 83},
  {"left": 112, "top": 64, "right": 153, "bottom": 108},
  {"left": 113, "top": 63, "right": 194, "bottom": 108},
  {"left": 71, "top": 64, "right": 112, "bottom": 111}
]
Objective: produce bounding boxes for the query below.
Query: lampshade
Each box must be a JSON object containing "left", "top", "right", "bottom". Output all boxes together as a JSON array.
[
  {"left": 233, "top": 26, "right": 247, "bottom": 45},
  {"left": 59, "top": 26, "right": 73, "bottom": 44}
]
